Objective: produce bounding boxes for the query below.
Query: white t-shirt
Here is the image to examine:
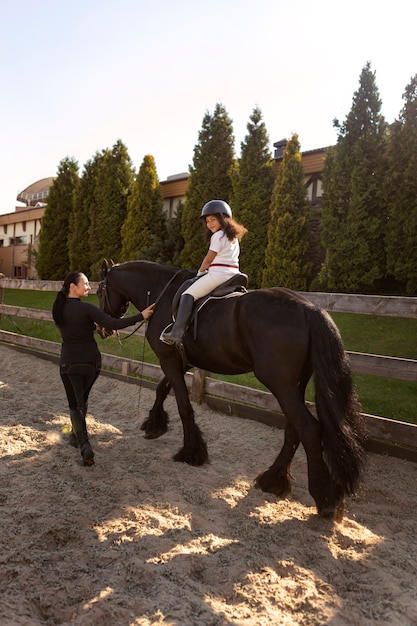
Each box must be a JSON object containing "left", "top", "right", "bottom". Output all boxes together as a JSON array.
[{"left": 208, "top": 229, "right": 240, "bottom": 274}]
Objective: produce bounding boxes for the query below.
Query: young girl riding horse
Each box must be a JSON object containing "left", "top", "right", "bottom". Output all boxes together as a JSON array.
[{"left": 162, "top": 200, "right": 247, "bottom": 345}]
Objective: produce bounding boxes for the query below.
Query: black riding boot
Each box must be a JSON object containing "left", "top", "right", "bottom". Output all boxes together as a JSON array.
[
  {"left": 70, "top": 409, "right": 94, "bottom": 466},
  {"left": 68, "top": 410, "right": 79, "bottom": 448},
  {"left": 68, "top": 403, "right": 89, "bottom": 448},
  {"left": 161, "top": 294, "right": 194, "bottom": 345}
]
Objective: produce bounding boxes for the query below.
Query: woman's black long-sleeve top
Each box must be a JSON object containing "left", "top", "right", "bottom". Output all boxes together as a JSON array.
[{"left": 58, "top": 298, "right": 143, "bottom": 365}]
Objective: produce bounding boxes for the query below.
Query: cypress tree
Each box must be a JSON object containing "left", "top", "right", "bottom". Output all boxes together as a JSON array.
[
  {"left": 180, "top": 103, "right": 235, "bottom": 269},
  {"left": 231, "top": 107, "right": 275, "bottom": 288},
  {"left": 163, "top": 200, "right": 185, "bottom": 266},
  {"left": 68, "top": 156, "right": 99, "bottom": 274},
  {"left": 385, "top": 75, "right": 417, "bottom": 294},
  {"left": 89, "top": 140, "right": 134, "bottom": 276},
  {"left": 262, "top": 134, "right": 311, "bottom": 289},
  {"left": 120, "top": 154, "right": 167, "bottom": 262},
  {"left": 36, "top": 157, "right": 79, "bottom": 279},
  {"left": 319, "top": 62, "right": 388, "bottom": 293}
]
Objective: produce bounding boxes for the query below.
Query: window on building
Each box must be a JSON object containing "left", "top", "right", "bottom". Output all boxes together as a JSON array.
[
  {"left": 14, "top": 266, "right": 27, "bottom": 279},
  {"left": 9, "top": 236, "right": 28, "bottom": 245}
]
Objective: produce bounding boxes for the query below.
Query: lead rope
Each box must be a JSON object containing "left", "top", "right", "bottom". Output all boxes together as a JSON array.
[{"left": 136, "top": 290, "right": 151, "bottom": 419}]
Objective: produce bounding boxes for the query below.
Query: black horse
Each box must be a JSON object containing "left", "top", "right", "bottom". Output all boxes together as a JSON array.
[{"left": 97, "top": 259, "right": 366, "bottom": 521}]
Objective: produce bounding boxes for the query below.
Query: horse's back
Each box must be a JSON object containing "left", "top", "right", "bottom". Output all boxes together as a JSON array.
[
  {"left": 238, "top": 287, "right": 315, "bottom": 328},
  {"left": 182, "top": 287, "right": 313, "bottom": 375}
]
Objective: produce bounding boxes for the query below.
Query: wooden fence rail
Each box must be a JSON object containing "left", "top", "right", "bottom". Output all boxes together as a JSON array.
[{"left": 1, "top": 277, "right": 416, "bottom": 460}]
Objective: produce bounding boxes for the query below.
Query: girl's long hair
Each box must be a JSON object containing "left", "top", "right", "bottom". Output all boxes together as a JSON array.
[
  {"left": 204, "top": 214, "right": 248, "bottom": 243},
  {"left": 52, "top": 271, "right": 82, "bottom": 326}
]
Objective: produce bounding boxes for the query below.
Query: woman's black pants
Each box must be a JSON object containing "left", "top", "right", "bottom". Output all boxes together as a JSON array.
[{"left": 60, "top": 362, "right": 101, "bottom": 411}]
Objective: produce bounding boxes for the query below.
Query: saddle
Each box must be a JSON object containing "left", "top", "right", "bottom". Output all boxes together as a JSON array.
[{"left": 171, "top": 272, "right": 248, "bottom": 339}]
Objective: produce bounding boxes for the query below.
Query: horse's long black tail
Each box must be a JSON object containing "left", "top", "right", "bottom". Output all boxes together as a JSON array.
[{"left": 309, "top": 307, "right": 367, "bottom": 494}]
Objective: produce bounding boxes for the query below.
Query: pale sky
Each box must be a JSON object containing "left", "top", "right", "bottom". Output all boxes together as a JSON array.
[{"left": 1, "top": 0, "right": 416, "bottom": 215}]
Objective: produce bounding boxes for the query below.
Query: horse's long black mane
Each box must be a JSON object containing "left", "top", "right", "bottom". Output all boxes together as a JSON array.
[
  {"left": 108, "top": 261, "right": 196, "bottom": 294},
  {"left": 111, "top": 260, "right": 188, "bottom": 276}
]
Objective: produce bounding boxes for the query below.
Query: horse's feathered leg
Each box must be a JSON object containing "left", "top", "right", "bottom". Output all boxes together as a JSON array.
[
  {"left": 255, "top": 420, "right": 300, "bottom": 498},
  {"left": 141, "top": 376, "right": 171, "bottom": 439},
  {"left": 253, "top": 355, "right": 345, "bottom": 521},
  {"left": 273, "top": 387, "right": 346, "bottom": 521},
  {"left": 256, "top": 368, "right": 306, "bottom": 500},
  {"left": 163, "top": 365, "right": 209, "bottom": 466}
]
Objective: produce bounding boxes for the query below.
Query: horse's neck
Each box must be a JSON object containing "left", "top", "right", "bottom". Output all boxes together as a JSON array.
[{"left": 121, "top": 264, "right": 182, "bottom": 305}]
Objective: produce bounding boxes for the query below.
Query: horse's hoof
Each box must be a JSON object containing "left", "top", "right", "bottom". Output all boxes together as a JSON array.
[
  {"left": 332, "top": 501, "right": 345, "bottom": 523},
  {"left": 317, "top": 500, "right": 345, "bottom": 523},
  {"left": 140, "top": 412, "right": 169, "bottom": 438},
  {"left": 144, "top": 433, "right": 159, "bottom": 439},
  {"left": 173, "top": 449, "right": 209, "bottom": 466},
  {"left": 255, "top": 471, "right": 292, "bottom": 498},
  {"left": 143, "top": 426, "right": 168, "bottom": 439}
]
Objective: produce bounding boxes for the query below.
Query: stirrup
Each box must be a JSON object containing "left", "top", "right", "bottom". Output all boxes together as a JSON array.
[
  {"left": 161, "top": 332, "right": 183, "bottom": 346},
  {"left": 160, "top": 324, "right": 176, "bottom": 345}
]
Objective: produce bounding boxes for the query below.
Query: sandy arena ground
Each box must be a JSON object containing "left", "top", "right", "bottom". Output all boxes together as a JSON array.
[{"left": 0, "top": 343, "right": 416, "bottom": 626}]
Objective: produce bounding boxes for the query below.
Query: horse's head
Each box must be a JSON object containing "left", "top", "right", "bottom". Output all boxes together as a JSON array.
[{"left": 96, "top": 259, "right": 129, "bottom": 339}]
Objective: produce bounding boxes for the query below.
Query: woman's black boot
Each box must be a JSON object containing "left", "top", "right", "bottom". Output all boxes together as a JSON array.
[
  {"left": 71, "top": 409, "right": 94, "bottom": 466},
  {"left": 68, "top": 410, "right": 80, "bottom": 448},
  {"left": 80, "top": 438, "right": 94, "bottom": 466}
]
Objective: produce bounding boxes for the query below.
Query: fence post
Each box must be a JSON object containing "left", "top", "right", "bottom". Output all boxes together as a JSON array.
[
  {"left": 191, "top": 368, "right": 207, "bottom": 404},
  {"left": 121, "top": 362, "right": 131, "bottom": 377}
]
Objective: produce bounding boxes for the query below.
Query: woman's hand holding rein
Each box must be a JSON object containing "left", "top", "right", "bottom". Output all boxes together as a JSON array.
[{"left": 141, "top": 303, "right": 155, "bottom": 320}]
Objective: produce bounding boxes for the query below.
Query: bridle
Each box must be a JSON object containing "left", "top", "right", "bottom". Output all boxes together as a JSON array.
[
  {"left": 98, "top": 276, "right": 129, "bottom": 319},
  {"left": 97, "top": 276, "right": 141, "bottom": 341}
]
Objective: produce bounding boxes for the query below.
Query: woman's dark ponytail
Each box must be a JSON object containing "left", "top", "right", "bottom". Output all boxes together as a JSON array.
[{"left": 52, "top": 271, "right": 82, "bottom": 325}]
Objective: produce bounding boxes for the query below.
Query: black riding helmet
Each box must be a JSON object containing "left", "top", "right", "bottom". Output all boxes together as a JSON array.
[{"left": 200, "top": 200, "right": 232, "bottom": 218}]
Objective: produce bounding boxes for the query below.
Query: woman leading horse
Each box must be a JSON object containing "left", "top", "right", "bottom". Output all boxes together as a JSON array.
[{"left": 97, "top": 259, "right": 366, "bottom": 522}]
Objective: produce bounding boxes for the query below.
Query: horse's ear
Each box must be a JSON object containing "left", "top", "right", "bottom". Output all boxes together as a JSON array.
[
  {"left": 101, "top": 259, "right": 109, "bottom": 277},
  {"left": 110, "top": 258, "right": 116, "bottom": 267}
]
